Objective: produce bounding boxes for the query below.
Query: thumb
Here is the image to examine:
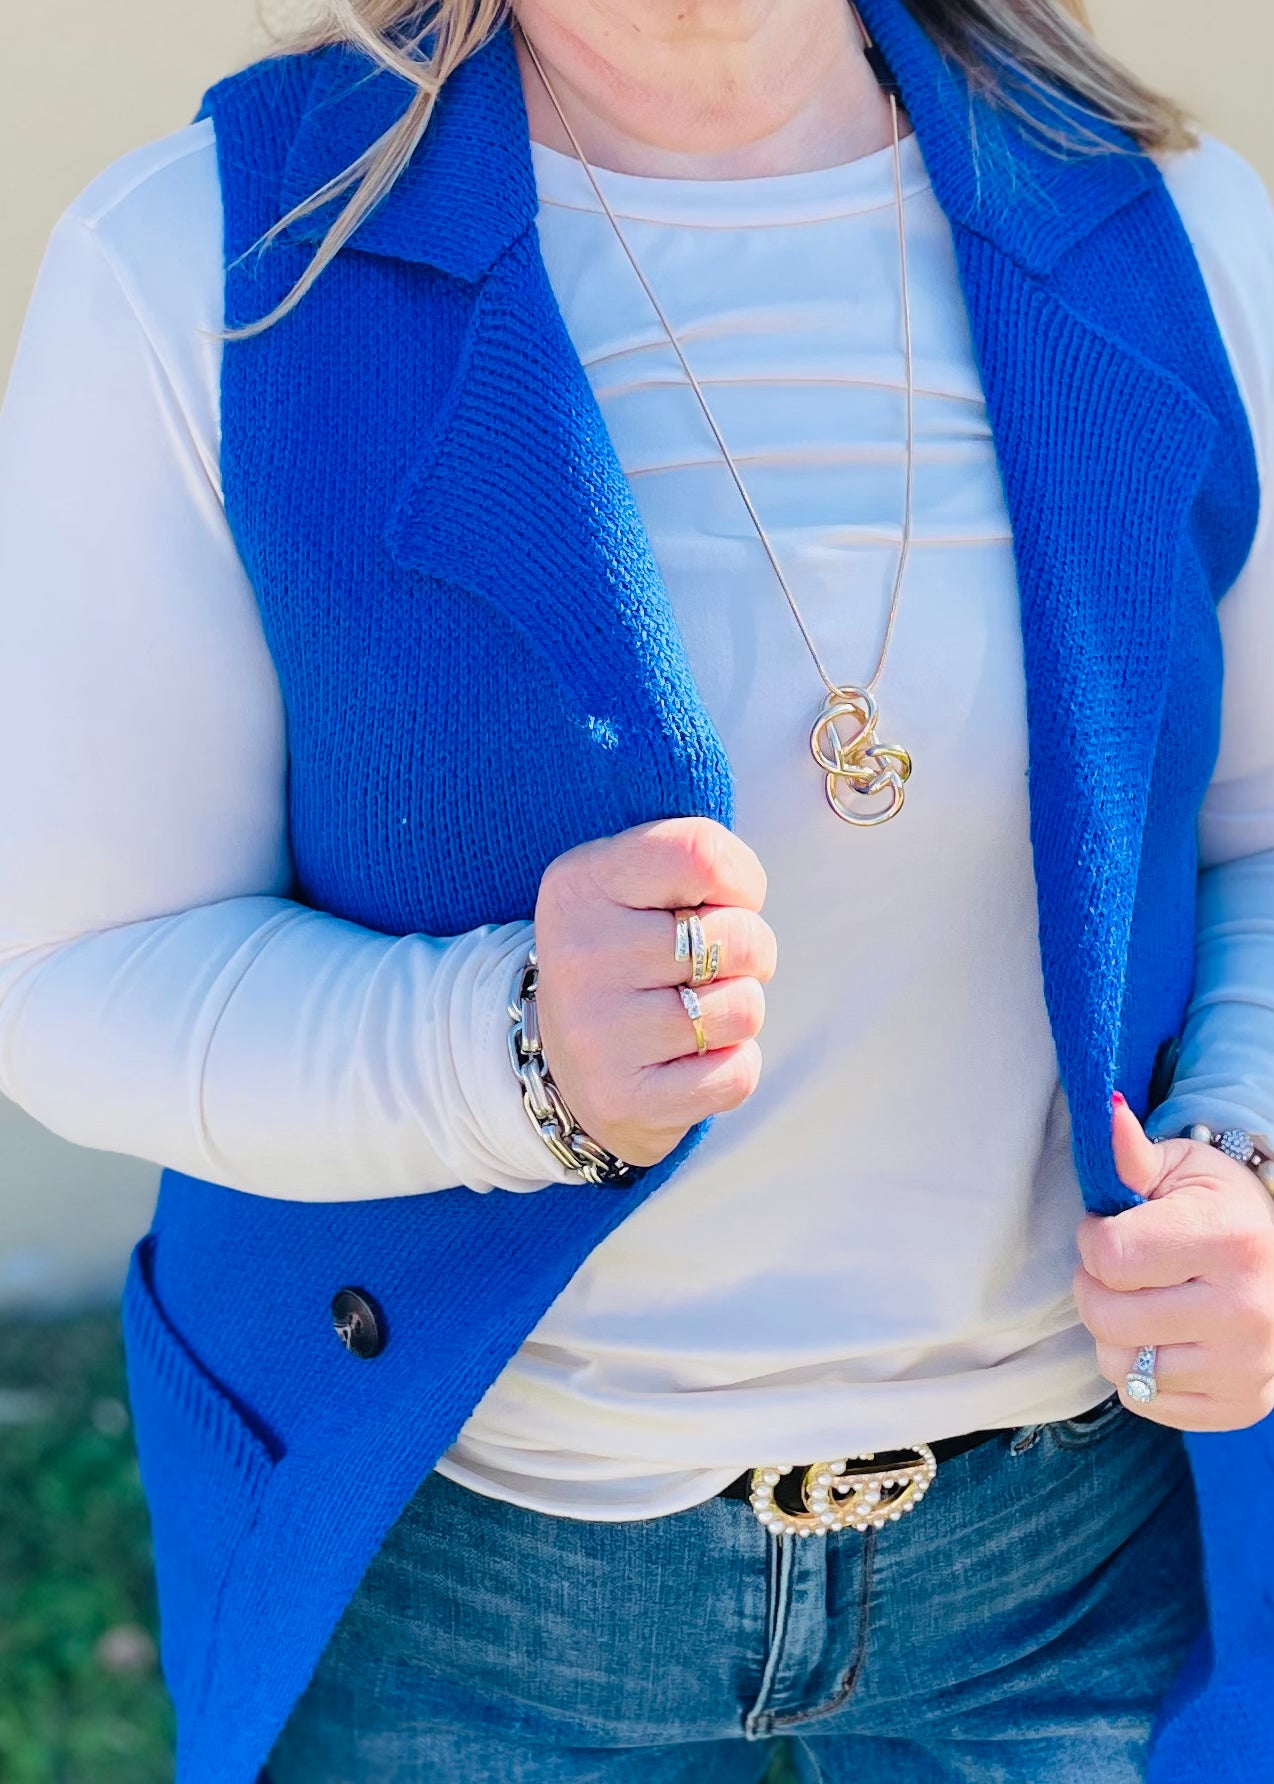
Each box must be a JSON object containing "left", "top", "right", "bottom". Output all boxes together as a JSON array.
[{"left": 1111, "top": 1091, "right": 1167, "bottom": 1199}]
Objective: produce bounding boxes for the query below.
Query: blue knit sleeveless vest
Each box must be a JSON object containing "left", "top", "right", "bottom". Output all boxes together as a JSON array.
[{"left": 120, "top": 6, "right": 1269, "bottom": 1779}]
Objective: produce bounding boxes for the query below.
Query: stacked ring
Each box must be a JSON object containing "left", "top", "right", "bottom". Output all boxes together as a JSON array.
[
  {"left": 679, "top": 985, "right": 708, "bottom": 1055},
  {"left": 673, "top": 908, "right": 722, "bottom": 987},
  {"left": 1125, "top": 1344, "right": 1159, "bottom": 1405}
]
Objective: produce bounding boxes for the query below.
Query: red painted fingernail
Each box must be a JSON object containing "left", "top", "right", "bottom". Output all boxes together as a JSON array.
[{"left": 1110, "top": 1091, "right": 1128, "bottom": 1114}]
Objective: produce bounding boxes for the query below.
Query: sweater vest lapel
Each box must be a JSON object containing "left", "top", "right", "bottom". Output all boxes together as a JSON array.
[
  {"left": 387, "top": 227, "right": 732, "bottom": 828},
  {"left": 956, "top": 232, "right": 1217, "bottom": 1209}
]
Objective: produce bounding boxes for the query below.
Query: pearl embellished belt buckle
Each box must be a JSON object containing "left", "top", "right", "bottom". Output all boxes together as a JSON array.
[{"left": 748, "top": 1447, "right": 938, "bottom": 1537}]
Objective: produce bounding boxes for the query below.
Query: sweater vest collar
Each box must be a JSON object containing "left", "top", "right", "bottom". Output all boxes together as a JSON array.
[{"left": 278, "top": 2, "right": 1156, "bottom": 282}]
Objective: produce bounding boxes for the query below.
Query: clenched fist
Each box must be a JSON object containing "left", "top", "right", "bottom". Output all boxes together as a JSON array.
[
  {"left": 533, "top": 817, "right": 778, "bottom": 1167},
  {"left": 1074, "top": 1093, "right": 1274, "bottom": 1431}
]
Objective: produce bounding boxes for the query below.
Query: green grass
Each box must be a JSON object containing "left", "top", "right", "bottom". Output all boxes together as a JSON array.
[
  {"left": 0, "top": 1313, "right": 799, "bottom": 1783},
  {"left": 0, "top": 1313, "right": 173, "bottom": 1784}
]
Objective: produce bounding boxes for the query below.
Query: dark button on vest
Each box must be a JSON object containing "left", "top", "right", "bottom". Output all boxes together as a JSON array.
[{"left": 331, "top": 1289, "right": 384, "bottom": 1359}]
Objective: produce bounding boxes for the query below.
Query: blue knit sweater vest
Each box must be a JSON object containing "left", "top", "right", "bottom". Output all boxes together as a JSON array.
[{"left": 122, "top": 5, "right": 1269, "bottom": 1779}]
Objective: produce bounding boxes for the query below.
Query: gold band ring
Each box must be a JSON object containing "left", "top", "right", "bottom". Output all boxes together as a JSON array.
[
  {"left": 673, "top": 908, "right": 721, "bottom": 988},
  {"left": 679, "top": 985, "right": 708, "bottom": 1055}
]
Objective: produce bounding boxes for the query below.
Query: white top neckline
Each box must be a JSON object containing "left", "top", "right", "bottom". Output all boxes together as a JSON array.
[{"left": 530, "top": 128, "right": 930, "bottom": 226}]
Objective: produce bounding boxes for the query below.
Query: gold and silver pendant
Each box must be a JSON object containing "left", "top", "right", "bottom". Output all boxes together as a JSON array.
[{"left": 810, "top": 685, "right": 912, "bottom": 827}]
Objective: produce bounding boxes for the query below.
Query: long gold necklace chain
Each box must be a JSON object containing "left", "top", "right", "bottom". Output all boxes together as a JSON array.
[{"left": 519, "top": 23, "right": 916, "bottom": 827}]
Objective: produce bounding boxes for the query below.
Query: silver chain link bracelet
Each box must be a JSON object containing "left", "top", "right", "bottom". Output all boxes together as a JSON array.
[{"left": 507, "top": 948, "right": 634, "bottom": 1187}]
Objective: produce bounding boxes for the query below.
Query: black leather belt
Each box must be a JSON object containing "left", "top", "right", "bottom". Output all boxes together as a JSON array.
[{"left": 718, "top": 1427, "right": 1009, "bottom": 1505}]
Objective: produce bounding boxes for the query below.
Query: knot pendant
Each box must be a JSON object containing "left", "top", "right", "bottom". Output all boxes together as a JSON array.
[{"left": 810, "top": 686, "right": 911, "bottom": 827}]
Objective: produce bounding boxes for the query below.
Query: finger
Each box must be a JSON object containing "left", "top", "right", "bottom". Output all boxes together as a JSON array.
[
  {"left": 1094, "top": 1343, "right": 1271, "bottom": 1429},
  {"left": 1076, "top": 1197, "right": 1224, "bottom": 1290},
  {"left": 1072, "top": 1271, "right": 1217, "bottom": 1348},
  {"left": 1094, "top": 1340, "right": 1211, "bottom": 1395},
  {"left": 1113, "top": 1387, "right": 1238, "bottom": 1432},
  {"left": 623, "top": 906, "right": 778, "bottom": 991},
  {"left": 598, "top": 818, "right": 768, "bottom": 914},
  {"left": 1111, "top": 1091, "right": 1169, "bottom": 1199},
  {"left": 646, "top": 978, "right": 766, "bottom": 1063},
  {"left": 641, "top": 1038, "right": 764, "bottom": 1127}
]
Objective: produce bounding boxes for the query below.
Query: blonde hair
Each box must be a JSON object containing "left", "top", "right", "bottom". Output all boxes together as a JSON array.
[{"left": 248, "top": 0, "right": 1195, "bottom": 331}]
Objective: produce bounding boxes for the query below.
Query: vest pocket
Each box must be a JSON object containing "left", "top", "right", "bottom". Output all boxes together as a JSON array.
[{"left": 121, "top": 1235, "right": 278, "bottom": 1710}]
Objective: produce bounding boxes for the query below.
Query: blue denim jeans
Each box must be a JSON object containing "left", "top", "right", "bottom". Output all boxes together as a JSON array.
[{"left": 267, "top": 1396, "right": 1203, "bottom": 1782}]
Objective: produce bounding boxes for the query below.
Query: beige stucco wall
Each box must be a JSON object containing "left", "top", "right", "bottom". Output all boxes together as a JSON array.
[{"left": 0, "top": 1, "right": 1271, "bottom": 1308}]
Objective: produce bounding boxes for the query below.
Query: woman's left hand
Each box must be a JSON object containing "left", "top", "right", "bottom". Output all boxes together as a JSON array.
[{"left": 1073, "top": 1094, "right": 1274, "bottom": 1431}]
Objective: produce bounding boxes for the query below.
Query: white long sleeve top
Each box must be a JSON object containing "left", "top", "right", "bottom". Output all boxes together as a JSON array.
[{"left": 1, "top": 120, "right": 1272, "bottom": 1519}]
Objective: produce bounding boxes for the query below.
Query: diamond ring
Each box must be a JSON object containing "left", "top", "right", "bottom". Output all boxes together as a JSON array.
[
  {"left": 673, "top": 908, "right": 721, "bottom": 988},
  {"left": 1125, "top": 1345, "right": 1159, "bottom": 1405},
  {"left": 678, "top": 985, "right": 708, "bottom": 1056}
]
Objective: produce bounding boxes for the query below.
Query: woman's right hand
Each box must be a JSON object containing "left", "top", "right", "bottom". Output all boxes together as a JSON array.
[{"left": 532, "top": 817, "right": 777, "bottom": 1169}]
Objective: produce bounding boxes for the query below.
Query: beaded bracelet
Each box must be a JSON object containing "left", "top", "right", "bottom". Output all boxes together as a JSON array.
[{"left": 1178, "top": 1124, "right": 1274, "bottom": 1196}]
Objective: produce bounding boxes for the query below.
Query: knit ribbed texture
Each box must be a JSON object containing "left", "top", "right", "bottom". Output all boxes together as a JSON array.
[{"left": 119, "top": 8, "right": 1270, "bottom": 1779}]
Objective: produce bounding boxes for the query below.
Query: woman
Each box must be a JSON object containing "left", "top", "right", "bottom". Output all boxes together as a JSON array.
[{"left": 1, "top": 0, "right": 1272, "bottom": 1777}]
